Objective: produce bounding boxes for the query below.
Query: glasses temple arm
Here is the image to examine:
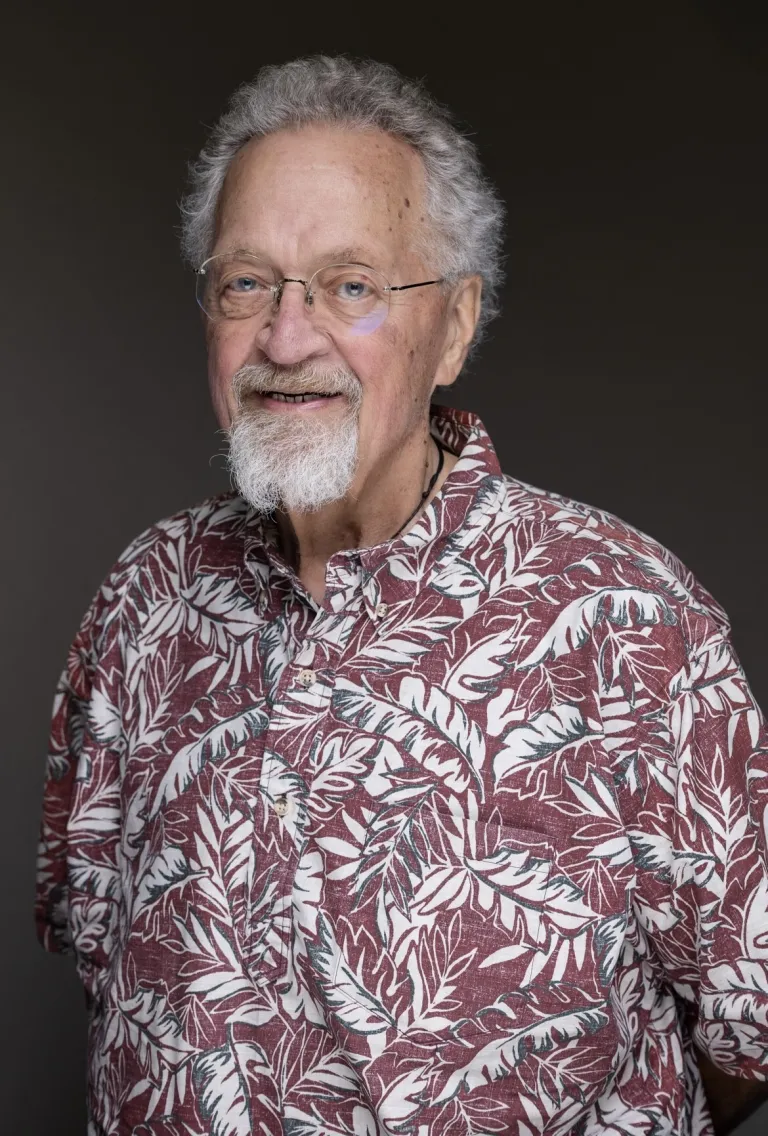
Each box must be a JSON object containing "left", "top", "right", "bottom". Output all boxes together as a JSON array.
[{"left": 388, "top": 279, "right": 445, "bottom": 292}]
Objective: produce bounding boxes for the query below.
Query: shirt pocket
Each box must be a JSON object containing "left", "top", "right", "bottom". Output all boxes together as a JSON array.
[{"left": 318, "top": 808, "right": 555, "bottom": 1042}]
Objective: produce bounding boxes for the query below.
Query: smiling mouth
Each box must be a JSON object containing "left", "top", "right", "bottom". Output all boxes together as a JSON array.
[{"left": 264, "top": 391, "right": 340, "bottom": 403}]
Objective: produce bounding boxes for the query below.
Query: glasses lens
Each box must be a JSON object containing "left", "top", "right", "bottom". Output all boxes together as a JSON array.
[
  {"left": 196, "top": 254, "right": 276, "bottom": 320},
  {"left": 315, "top": 264, "right": 389, "bottom": 325}
]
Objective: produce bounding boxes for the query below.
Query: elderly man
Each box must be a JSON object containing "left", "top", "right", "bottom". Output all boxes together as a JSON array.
[{"left": 37, "top": 57, "right": 768, "bottom": 1136}]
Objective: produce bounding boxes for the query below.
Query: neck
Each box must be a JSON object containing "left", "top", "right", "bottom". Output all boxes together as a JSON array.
[{"left": 275, "top": 424, "right": 457, "bottom": 603}]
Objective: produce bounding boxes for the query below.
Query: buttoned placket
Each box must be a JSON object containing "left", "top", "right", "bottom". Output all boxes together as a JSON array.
[
  {"left": 359, "top": 548, "right": 411, "bottom": 625},
  {"left": 240, "top": 509, "right": 476, "bottom": 988},
  {"left": 244, "top": 547, "right": 373, "bottom": 987}
]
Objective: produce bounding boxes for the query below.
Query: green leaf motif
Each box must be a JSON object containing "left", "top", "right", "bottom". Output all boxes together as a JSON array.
[
  {"left": 134, "top": 846, "right": 200, "bottom": 917},
  {"left": 151, "top": 692, "right": 269, "bottom": 816},
  {"left": 193, "top": 1036, "right": 274, "bottom": 1136},
  {"left": 333, "top": 675, "right": 485, "bottom": 795},
  {"left": 594, "top": 913, "right": 627, "bottom": 987},
  {"left": 521, "top": 588, "right": 676, "bottom": 668},
  {"left": 306, "top": 915, "right": 395, "bottom": 1036},
  {"left": 493, "top": 704, "right": 591, "bottom": 785},
  {"left": 435, "top": 1006, "right": 609, "bottom": 1104},
  {"left": 111, "top": 985, "right": 194, "bottom": 1079}
]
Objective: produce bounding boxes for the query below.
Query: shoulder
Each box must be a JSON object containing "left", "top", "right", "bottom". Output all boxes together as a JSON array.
[
  {"left": 494, "top": 473, "right": 730, "bottom": 636},
  {"left": 86, "top": 493, "right": 251, "bottom": 646},
  {"left": 116, "top": 492, "right": 249, "bottom": 561}
]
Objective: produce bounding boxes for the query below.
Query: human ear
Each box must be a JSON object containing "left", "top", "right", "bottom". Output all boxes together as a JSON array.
[{"left": 432, "top": 275, "right": 483, "bottom": 390}]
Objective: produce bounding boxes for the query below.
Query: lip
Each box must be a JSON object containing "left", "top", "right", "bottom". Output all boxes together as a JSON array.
[{"left": 257, "top": 392, "right": 344, "bottom": 412}]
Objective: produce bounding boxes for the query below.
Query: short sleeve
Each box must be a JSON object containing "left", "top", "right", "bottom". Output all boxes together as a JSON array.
[
  {"left": 34, "top": 528, "right": 156, "bottom": 968},
  {"left": 619, "top": 615, "right": 768, "bottom": 1076}
]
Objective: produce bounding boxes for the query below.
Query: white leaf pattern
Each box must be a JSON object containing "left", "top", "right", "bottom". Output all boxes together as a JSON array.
[{"left": 35, "top": 408, "right": 768, "bottom": 1135}]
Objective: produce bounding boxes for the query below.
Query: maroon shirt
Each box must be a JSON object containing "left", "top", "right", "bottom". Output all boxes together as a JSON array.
[{"left": 37, "top": 407, "right": 768, "bottom": 1135}]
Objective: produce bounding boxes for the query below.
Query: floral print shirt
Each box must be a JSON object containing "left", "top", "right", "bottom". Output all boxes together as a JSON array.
[{"left": 36, "top": 407, "right": 768, "bottom": 1136}]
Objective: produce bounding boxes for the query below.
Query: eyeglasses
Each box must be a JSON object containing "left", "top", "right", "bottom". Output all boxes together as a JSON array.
[{"left": 196, "top": 251, "right": 444, "bottom": 327}]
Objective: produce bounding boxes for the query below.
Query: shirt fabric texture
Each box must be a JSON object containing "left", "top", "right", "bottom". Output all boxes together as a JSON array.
[{"left": 36, "top": 407, "right": 768, "bottom": 1136}]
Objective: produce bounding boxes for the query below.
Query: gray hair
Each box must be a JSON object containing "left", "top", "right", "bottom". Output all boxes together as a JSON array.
[{"left": 180, "top": 55, "right": 505, "bottom": 345}]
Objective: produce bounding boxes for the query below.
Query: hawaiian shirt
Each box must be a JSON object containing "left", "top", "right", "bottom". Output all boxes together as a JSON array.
[{"left": 36, "top": 407, "right": 768, "bottom": 1136}]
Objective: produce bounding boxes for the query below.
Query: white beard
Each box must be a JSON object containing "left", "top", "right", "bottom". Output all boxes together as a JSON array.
[{"left": 227, "top": 362, "right": 362, "bottom": 514}]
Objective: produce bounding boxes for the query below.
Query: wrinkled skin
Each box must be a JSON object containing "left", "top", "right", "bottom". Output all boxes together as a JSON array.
[{"left": 205, "top": 123, "right": 481, "bottom": 600}]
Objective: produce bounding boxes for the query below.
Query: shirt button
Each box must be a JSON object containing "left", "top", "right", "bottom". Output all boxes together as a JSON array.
[
  {"left": 273, "top": 795, "right": 289, "bottom": 818},
  {"left": 374, "top": 602, "right": 389, "bottom": 620},
  {"left": 297, "top": 668, "right": 317, "bottom": 688}
]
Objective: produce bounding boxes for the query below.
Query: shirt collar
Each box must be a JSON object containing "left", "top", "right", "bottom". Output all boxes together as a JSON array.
[{"left": 242, "top": 406, "right": 505, "bottom": 617}]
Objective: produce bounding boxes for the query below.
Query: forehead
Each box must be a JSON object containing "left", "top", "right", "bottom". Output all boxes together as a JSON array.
[{"left": 214, "top": 124, "right": 427, "bottom": 269}]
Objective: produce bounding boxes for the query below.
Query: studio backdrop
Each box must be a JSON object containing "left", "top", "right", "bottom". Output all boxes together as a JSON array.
[{"left": 1, "top": 3, "right": 765, "bottom": 1132}]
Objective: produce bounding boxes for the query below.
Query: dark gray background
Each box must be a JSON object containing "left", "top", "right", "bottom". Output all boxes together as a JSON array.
[{"left": 2, "top": 2, "right": 766, "bottom": 1131}]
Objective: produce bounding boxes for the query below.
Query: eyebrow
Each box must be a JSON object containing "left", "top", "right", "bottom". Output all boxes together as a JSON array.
[
  {"left": 226, "top": 246, "right": 380, "bottom": 271},
  {"left": 321, "top": 247, "right": 376, "bottom": 267}
]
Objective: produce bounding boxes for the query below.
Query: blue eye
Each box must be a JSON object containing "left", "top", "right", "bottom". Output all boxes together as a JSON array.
[
  {"left": 338, "top": 279, "right": 372, "bottom": 301},
  {"left": 228, "top": 276, "right": 263, "bottom": 293}
]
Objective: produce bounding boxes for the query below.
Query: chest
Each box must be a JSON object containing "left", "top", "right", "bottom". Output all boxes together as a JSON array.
[
  {"left": 122, "top": 584, "right": 632, "bottom": 990},
  {"left": 98, "top": 562, "right": 658, "bottom": 1128}
]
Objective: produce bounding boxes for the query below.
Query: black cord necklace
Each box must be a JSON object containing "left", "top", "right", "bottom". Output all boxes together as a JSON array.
[{"left": 389, "top": 438, "right": 446, "bottom": 541}]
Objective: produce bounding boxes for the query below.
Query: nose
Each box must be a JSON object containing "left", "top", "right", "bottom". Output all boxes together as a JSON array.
[{"left": 255, "top": 280, "right": 329, "bottom": 365}]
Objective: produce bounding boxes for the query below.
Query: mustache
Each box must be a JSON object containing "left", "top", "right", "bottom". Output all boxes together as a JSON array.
[{"left": 231, "top": 362, "right": 362, "bottom": 406}]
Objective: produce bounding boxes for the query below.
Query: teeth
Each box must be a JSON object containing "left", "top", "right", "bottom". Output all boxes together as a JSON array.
[{"left": 268, "top": 392, "right": 333, "bottom": 403}]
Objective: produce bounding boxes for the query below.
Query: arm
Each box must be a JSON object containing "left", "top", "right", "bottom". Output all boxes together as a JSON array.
[
  {"left": 612, "top": 611, "right": 768, "bottom": 1093},
  {"left": 36, "top": 533, "right": 149, "bottom": 961},
  {"left": 36, "top": 599, "right": 101, "bottom": 953},
  {"left": 698, "top": 1049, "right": 768, "bottom": 1135}
]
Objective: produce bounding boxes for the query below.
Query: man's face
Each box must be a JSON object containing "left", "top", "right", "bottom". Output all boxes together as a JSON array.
[{"left": 206, "top": 124, "right": 475, "bottom": 512}]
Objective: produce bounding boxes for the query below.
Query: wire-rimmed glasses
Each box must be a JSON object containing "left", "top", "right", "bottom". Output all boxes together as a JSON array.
[{"left": 196, "top": 251, "right": 444, "bottom": 328}]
